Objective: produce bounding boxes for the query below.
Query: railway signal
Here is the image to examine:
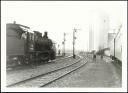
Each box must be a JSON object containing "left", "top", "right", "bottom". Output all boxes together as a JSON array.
[
  {"left": 62, "top": 33, "right": 66, "bottom": 56},
  {"left": 73, "top": 28, "right": 80, "bottom": 58}
]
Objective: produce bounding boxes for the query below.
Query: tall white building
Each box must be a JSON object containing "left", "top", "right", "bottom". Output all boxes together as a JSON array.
[
  {"left": 89, "top": 11, "right": 109, "bottom": 51},
  {"left": 89, "top": 25, "right": 94, "bottom": 52}
]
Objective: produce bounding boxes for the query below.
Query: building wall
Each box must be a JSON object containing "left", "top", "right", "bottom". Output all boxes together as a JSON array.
[
  {"left": 89, "top": 25, "right": 94, "bottom": 51},
  {"left": 89, "top": 11, "right": 109, "bottom": 52}
]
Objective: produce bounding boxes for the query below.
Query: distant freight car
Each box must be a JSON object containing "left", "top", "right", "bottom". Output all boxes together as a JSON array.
[{"left": 109, "top": 26, "right": 122, "bottom": 63}]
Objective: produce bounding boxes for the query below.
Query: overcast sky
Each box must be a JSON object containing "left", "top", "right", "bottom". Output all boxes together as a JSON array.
[{"left": 2, "top": 1, "right": 126, "bottom": 51}]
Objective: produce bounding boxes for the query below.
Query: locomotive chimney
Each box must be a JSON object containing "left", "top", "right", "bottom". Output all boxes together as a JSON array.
[
  {"left": 44, "top": 32, "right": 47, "bottom": 36},
  {"left": 43, "top": 31, "right": 48, "bottom": 38}
]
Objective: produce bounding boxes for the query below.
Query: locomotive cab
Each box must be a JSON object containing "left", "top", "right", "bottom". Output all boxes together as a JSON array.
[{"left": 7, "top": 22, "right": 30, "bottom": 66}]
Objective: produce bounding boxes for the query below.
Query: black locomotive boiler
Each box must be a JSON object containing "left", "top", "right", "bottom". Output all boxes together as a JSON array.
[{"left": 7, "top": 22, "right": 56, "bottom": 67}]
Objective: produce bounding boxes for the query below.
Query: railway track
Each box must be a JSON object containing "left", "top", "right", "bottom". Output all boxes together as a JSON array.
[
  {"left": 7, "top": 55, "right": 87, "bottom": 87},
  {"left": 53, "top": 55, "right": 73, "bottom": 61}
]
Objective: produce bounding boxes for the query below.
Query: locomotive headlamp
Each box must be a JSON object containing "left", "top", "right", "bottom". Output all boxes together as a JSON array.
[{"left": 30, "top": 47, "right": 34, "bottom": 50}]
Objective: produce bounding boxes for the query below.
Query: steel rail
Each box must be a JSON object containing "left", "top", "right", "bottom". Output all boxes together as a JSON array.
[{"left": 40, "top": 59, "right": 87, "bottom": 87}]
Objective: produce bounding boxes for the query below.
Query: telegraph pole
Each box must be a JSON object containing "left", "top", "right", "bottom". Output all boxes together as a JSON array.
[{"left": 62, "top": 33, "right": 66, "bottom": 56}]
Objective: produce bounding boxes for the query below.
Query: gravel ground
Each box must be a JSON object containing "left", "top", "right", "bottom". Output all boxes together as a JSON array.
[
  {"left": 6, "top": 56, "right": 80, "bottom": 86},
  {"left": 45, "top": 55, "right": 122, "bottom": 88},
  {"left": 11, "top": 58, "right": 86, "bottom": 87}
]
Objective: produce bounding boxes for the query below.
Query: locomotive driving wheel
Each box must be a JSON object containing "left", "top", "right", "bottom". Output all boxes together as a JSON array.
[
  {"left": 18, "top": 56, "right": 27, "bottom": 65},
  {"left": 40, "top": 52, "right": 49, "bottom": 63}
]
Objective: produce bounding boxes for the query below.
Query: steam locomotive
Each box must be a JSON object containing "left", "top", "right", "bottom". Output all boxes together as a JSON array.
[{"left": 7, "top": 22, "right": 56, "bottom": 66}]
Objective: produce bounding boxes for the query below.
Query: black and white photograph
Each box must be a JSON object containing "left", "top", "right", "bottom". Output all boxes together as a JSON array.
[{"left": 1, "top": 1, "right": 127, "bottom": 92}]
